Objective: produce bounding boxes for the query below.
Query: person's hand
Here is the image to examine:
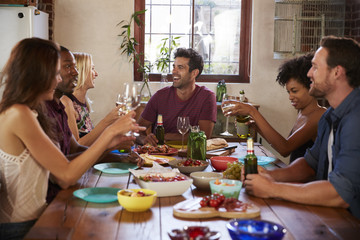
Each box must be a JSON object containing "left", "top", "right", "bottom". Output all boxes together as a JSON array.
[
  {"left": 224, "top": 101, "right": 254, "bottom": 117},
  {"left": 103, "top": 105, "right": 123, "bottom": 125},
  {"left": 143, "top": 133, "right": 159, "bottom": 146},
  {"left": 128, "top": 151, "right": 145, "bottom": 167},
  {"left": 116, "top": 138, "right": 135, "bottom": 151},
  {"left": 244, "top": 170, "right": 275, "bottom": 198}
]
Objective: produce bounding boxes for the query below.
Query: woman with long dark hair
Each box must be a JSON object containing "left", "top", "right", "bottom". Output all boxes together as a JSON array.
[{"left": 0, "top": 38, "right": 142, "bottom": 239}]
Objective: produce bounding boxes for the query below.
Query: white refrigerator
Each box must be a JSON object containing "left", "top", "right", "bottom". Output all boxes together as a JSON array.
[{"left": 0, "top": 6, "right": 49, "bottom": 72}]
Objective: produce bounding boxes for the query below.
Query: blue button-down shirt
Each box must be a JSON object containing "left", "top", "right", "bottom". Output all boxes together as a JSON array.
[{"left": 305, "top": 88, "right": 360, "bottom": 219}]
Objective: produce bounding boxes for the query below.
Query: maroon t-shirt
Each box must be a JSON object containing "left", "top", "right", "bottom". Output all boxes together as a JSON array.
[
  {"left": 141, "top": 85, "right": 217, "bottom": 134},
  {"left": 45, "top": 100, "right": 73, "bottom": 202}
]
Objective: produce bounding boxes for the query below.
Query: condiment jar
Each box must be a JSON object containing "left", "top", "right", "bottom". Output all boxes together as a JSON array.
[{"left": 187, "top": 126, "right": 207, "bottom": 160}]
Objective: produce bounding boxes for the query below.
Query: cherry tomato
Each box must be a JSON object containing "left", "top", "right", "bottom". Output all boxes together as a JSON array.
[
  {"left": 209, "top": 199, "right": 218, "bottom": 208},
  {"left": 200, "top": 199, "right": 208, "bottom": 207}
]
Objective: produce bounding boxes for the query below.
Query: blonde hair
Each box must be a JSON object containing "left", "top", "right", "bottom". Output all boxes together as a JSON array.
[{"left": 73, "top": 52, "right": 93, "bottom": 111}]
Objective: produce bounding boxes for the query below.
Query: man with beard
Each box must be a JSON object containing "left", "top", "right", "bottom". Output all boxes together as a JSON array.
[
  {"left": 46, "top": 46, "right": 144, "bottom": 202},
  {"left": 243, "top": 36, "right": 360, "bottom": 219},
  {"left": 137, "top": 48, "right": 217, "bottom": 146}
]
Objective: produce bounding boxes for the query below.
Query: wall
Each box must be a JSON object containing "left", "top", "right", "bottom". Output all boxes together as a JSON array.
[
  {"left": 53, "top": 0, "right": 296, "bottom": 163},
  {"left": 345, "top": 0, "right": 360, "bottom": 42}
]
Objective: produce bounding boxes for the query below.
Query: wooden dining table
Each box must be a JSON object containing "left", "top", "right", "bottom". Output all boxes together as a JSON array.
[{"left": 25, "top": 143, "right": 360, "bottom": 240}]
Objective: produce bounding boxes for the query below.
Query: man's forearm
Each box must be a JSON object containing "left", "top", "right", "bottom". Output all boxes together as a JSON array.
[{"left": 268, "top": 157, "right": 316, "bottom": 183}]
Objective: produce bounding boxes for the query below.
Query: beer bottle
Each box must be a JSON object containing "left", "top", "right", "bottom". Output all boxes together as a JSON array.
[
  {"left": 155, "top": 114, "right": 165, "bottom": 145},
  {"left": 244, "top": 137, "right": 258, "bottom": 177}
]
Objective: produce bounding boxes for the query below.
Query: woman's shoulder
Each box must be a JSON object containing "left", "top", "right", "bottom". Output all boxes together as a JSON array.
[{"left": 0, "top": 104, "right": 37, "bottom": 127}]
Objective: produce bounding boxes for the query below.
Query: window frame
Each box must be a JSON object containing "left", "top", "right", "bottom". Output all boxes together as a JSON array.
[{"left": 134, "top": 0, "right": 252, "bottom": 83}]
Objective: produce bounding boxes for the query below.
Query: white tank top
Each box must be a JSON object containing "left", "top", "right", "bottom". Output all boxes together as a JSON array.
[{"left": 0, "top": 148, "right": 49, "bottom": 223}]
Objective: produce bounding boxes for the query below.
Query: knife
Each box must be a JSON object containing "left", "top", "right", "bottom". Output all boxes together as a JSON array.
[{"left": 206, "top": 145, "right": 237, "bottom": 153}]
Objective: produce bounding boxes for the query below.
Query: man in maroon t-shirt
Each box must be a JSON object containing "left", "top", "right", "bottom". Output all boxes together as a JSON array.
[{"left": 137, "top": 48, "right": 217, "bottom": 146}]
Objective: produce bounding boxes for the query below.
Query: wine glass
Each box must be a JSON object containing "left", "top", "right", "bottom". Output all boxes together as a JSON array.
[
  {"left": 220, "top": 94, "right": 236, "bottom": 136},
  {"left": 116, "top": 93, "right": 128, "bottom": 115},
  {"left": 123, "top": 83, "right": 143, "bottom": 136},
  {"left": 177, "top": 116, "right": 190, "bottom": 150},
  {"left": 123, "top": 83, "right": 142, "bottom": 112}
]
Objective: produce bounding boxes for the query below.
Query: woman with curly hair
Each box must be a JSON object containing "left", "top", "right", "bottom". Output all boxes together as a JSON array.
[{"left": 224, "top": 54, "right": 326, "bottom": 163}]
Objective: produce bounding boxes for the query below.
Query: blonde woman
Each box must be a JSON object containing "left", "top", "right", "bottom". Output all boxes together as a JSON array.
[{"left": 61, "top": 52, "right": 121, "bottom": 147}]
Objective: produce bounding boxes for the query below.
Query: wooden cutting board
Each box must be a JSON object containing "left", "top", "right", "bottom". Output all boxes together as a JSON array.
[{"left": 173, "top": 198, "right": 260, "bottom": 219}]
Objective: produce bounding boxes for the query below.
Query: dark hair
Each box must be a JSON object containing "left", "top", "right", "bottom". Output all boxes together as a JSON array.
[
  {"left": 0, "top": 37, "right": 60, "bottom": 140},
  {"left": 320, "top": 36, "right": 360, "bottom": 88},
  {"left": 173, "top": 48, "right": 204, "bottom": 79},
  {"left": 276, "top": 53, "right": 314, "bottom": 89}
]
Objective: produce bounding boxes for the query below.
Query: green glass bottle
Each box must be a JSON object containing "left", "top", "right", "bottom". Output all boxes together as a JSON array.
[
  {"left": 244, "top": 137, "right": 258, "bottom": 177},
  {"left": 155, "top": 114, "right": 165, "bottom": 145},
  {"left": 216, "top": 79, "right": 227, "bottom": 102}
]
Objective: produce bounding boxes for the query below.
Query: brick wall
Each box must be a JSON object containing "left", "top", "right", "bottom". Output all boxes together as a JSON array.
[
  {"left": 37, "top": 0, "right": 54, "bottom": 40},
  {"left": 345, "top": 0, "right": 360, "bottom": 42}
]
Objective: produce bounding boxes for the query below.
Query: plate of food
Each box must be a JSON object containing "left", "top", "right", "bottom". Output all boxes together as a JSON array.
[
  {"left": 73, "top": 187, "right": 120, "bottom": 203},
  {"left": 173, "top": 194, "right": 260, "bottom": 219},
  {"left": 135, "top": 144, "right": 178, "bottom": 156},
  {"left": 94, "top": 162, "right": 138, "bottom": 174},
  {"left": 168, "top": 159, "right": 209, "bottom": 174},
  {"left": 140, "top": 153, "right": 176, "bottom": 167},
  {"left": 165, "top": 140, "right": 187, "bottom": 150},
  {"left": 238, "top": 156, "right": 276, "bottom": 166}
]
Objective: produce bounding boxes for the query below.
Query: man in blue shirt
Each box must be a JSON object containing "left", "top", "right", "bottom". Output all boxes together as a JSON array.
[{"left": 244, "top": 36, "right": 360, "bottom": 219}]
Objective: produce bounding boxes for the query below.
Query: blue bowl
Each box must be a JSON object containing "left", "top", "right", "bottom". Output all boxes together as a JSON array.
[{"left": 227, "top": 219, "right": 286, "bottom": 240}]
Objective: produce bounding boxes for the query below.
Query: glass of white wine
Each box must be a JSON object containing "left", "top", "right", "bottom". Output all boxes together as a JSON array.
[
  {"left": 220, "top": 94, "right": 236, "bottom": 136},
  {"left": 177, "top": 116, "right": 190, "bottom": 150}
]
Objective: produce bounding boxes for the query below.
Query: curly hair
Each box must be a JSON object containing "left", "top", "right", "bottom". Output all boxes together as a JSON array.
[
  {"left": 173, "top": 48, "right": 204, "bottom": 79},
  {"left": 276, "top": 53, "right": 314, "bottom": 89}
]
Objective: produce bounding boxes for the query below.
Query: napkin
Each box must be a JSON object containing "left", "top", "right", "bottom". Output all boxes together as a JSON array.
[{"left": 129, "top": 162, "right": 180, "bottom": 178}]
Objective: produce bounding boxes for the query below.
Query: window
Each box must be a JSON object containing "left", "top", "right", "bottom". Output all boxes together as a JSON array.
[{"left": 134, "top": 0, "right": 252, "bottom": 83}]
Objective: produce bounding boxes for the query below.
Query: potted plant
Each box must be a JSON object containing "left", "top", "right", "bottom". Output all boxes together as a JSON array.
[{"left": 117, "top": 9, "right": 152, "bottom": 99}]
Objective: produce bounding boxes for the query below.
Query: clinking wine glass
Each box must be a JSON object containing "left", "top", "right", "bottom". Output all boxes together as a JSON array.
[
  {"left": 123, "top": 83, "right": 143, "bottom": 136},
  {"left": 177, "top": 116, "right": 190, "bottom": 150},
  {"left": 220, "top": 94, "right": 236, "bottom": 136}
]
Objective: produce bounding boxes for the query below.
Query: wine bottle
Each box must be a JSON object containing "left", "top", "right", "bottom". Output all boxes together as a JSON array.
[
  {"left": 244, "top": 137, "right": 258, "bottom": 177},
  {"left": 155, "top": 114, "right": 165, "bottom": 145}
]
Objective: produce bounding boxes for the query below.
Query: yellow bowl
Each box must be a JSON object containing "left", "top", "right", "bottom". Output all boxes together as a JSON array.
[{"left": 117, "top": 189, "right": 157, "bottom": 212}]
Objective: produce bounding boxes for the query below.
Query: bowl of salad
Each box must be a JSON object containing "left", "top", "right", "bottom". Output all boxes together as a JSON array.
[
  {"left": 168, "top": 159, "right": 209, "bottom": 174},
  {"left": 117, "top": 189, "right": 157, "bottom": 212},
  {"left": 134, "top": 173, "right": 193, "bottom": 197}
]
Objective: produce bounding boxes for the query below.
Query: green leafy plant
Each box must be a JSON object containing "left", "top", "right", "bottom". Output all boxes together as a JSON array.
[
  {"left": 117, "top": 9, "right": 151, "bottom": 97},
  {"left": 117, "top": 9, "right": 146, "bottom": 63},
  {"left": 155, "top": 36, "right": 181, "bottom": 73}
]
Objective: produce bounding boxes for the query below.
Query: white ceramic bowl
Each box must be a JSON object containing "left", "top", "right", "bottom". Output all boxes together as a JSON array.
[
  {"left": 134, "top": 175, "right": 193, "bottom": 197},
  {"left": 168, "top": 159, "right": 209, "bottom": 174},
  {"left": 190, "top": 172, "right": 223, "bottom": 190}
]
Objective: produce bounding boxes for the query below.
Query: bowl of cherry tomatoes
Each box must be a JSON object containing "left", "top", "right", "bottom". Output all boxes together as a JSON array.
[{"left": 168, "top": 158, "right": 209, "bottom": 174}]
